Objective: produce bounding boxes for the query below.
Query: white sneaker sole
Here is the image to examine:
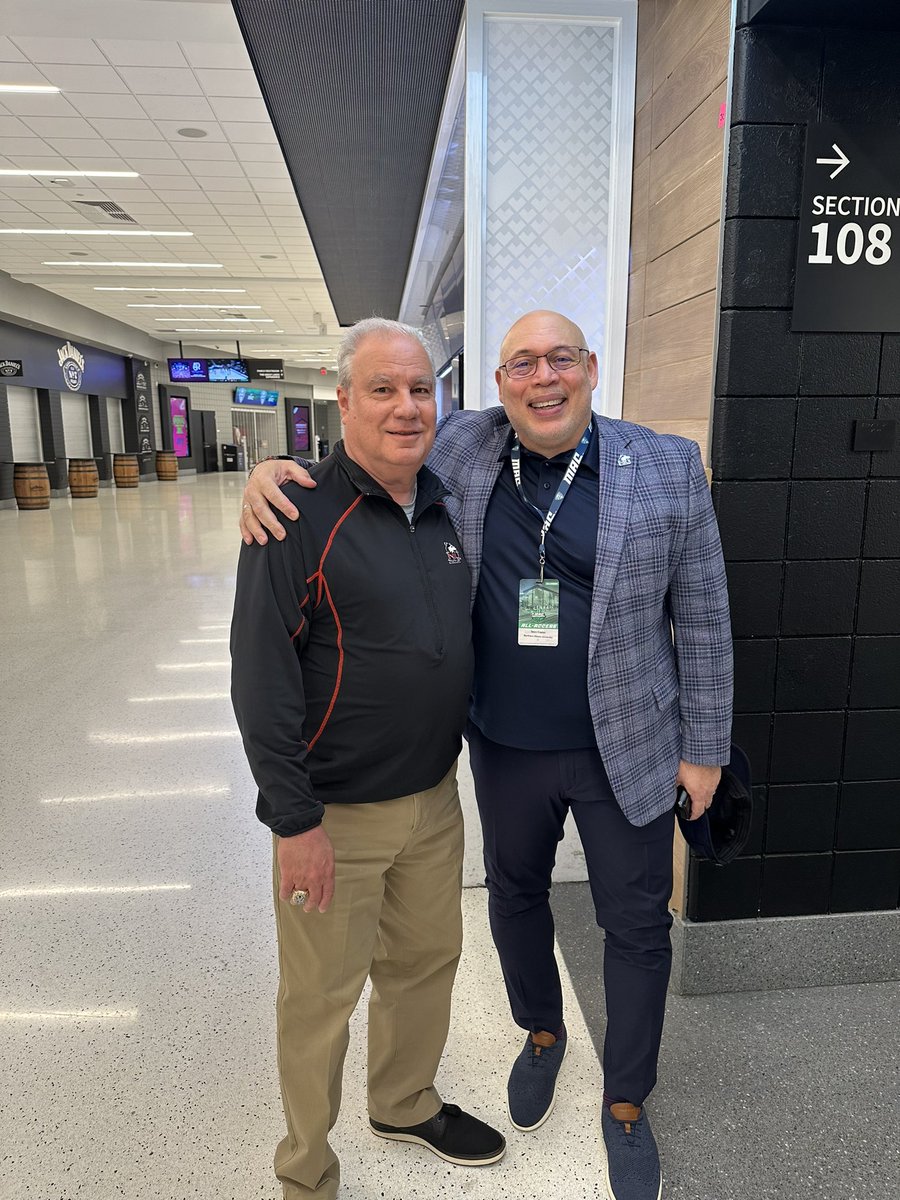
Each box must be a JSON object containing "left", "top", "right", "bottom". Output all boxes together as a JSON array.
[
  {"left": 507, "top": 1037, "right": 568, "bottom": 1132},
  {"left": 369, "top": 1124, "right": 507, "bottom": 1166}
]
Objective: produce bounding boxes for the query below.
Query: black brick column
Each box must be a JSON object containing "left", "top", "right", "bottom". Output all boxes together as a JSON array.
[
  {"left": 88, "top": 394, "right": 113, "bottom": 484},
  {"left": 0, "top": 381, "right": 14, "bottom": 503},
  {"left": 694, "top": 16, "right": 900, "bottom": 921}
]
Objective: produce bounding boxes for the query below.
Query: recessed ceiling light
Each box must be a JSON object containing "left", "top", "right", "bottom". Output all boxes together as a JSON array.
[
  {"left": 46, "top": 261, "right": 223, "bottom": 268},
  {"left": 177, "top": 127, "right": 209, "bottom": 138},
  {"left": 0, "top": 169, "right": 139, "bottom": 178},
  {"left": 0, "top": 84, "right": 60, "bottom": 94},
  {"left": 0, "top": 228, "right": 192, "bottom": 237},
  {"left": 94, "top": 287, "right": 245, "bottom": 293},
  {"left": 174, "top": 328, "right": 254, "bottom": 333}
]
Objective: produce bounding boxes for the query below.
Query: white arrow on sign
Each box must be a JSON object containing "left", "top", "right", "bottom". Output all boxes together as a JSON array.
[{"left": 816, "top": 143, "right": 850, "bottom": 179}]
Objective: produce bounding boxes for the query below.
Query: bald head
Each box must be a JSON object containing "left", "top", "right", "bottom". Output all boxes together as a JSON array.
[{"left": 499, "top": 310, "right": 588, "bottom": 368}]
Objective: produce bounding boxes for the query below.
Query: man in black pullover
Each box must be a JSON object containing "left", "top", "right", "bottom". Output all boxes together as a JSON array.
[{"left": 231, "top": 318, "right": 504, "bottom": 1200}]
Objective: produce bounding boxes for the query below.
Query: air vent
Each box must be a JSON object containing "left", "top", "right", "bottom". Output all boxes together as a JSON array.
[{"left": 70, "top": 200, "right": 138, "bottom": 224}]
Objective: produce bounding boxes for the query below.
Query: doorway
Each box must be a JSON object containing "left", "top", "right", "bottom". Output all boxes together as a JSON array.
[{"left": 231, "top": 407, "right": 279, "bottom": 469}]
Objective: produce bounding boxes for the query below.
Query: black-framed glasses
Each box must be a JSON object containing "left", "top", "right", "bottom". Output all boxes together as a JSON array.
[{"left": 499, "top": 346, "right": 588, "bottom": 379}]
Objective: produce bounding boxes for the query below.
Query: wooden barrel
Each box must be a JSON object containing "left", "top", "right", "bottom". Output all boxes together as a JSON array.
[
  {"left": 68, "top": 458, "right": 99, "bottom": 498},
  {"left": 13, "top": 462, "right": 51, "bottom": 511},
  {"left": 156, "top": 450, "right": 178, "bottom": 481},
  {"left": 113, "top": 453, "right": 140, "bottom": 488}
]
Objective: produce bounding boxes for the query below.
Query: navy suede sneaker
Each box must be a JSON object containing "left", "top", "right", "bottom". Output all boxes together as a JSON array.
[
  {"left": 506, "top": 1025, "right": 567, "bottom": 1131},
  {"left": 601, "top": 1102, "right": 662, "bottom": 1200}
]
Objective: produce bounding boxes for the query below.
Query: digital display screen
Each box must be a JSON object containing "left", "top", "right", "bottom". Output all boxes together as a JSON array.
[
  {"left": 291, "top": 404, "right": 310, "bottom": 453},
  {"left": 208, "top": 358, "right": 250, "bottom": 383},
  {"left": 169, "top": 395, "right": 190, "bottom": 457},
  {"left": 234, "top": 387, "right": 279, "bottom": 406},
  {"left": 168, "top": 358, "right": 208, "bottom": 382}
]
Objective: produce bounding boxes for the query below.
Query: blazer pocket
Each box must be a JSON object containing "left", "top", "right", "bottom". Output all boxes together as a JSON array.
[{"left": 652, "top": 675, "right": 679, "bottom": 710}]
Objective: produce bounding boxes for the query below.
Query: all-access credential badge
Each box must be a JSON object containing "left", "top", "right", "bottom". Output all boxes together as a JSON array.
[{"left": 517, "top": 578, "right": 560, "bottom": 646}]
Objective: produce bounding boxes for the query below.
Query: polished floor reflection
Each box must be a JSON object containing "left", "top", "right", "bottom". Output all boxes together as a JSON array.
[{"left": 2, "top": 475, "right": 897, "bottom": 1200}]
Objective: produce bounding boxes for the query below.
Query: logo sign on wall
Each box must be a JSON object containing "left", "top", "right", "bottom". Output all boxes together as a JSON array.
[
  {"left": 793, "top": 124, "right": 900, "bottom": 332},
  {"left": 57, "top": 341, "right": 86, "bottom": 391},
  {"left": 0, "top": 358, "right": 23, "bottom": 377}
]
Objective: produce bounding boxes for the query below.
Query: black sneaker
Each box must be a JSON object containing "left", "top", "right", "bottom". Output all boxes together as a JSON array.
[
  {"left": 601, "top": 1102, "right": 662, "bottom": 1200},
  {"left": 369, "top": 1102, "right": 506, "bottom": 1166},
  {"left": 507, "top": 1025, "right": 567, "bottom": 1131}
]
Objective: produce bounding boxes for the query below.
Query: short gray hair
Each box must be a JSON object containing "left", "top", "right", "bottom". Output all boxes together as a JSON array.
[{"left": 336, "top": 317, "right": 434, "bottom": 390}]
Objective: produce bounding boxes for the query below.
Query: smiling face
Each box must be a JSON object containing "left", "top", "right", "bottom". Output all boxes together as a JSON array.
[
  {"left": 495, "top": 310, "right": 599, "bottom": 456},
  {"left": 337, "top": 331, "right": 436, "bottom": 497}
]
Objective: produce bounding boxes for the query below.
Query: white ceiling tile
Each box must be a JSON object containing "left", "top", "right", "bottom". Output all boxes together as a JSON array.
[
  {"left": 222, "top": 140, "right": 282, "bottom": 163},
  {"left": 179, "top": 42, "right": 251, "bottom": 71},
  {"left": 0, "top": 115, "right": 38, "bottom": 137},
  {"left": 193, "top": 68, "right": 261, "bottom": 98},
  {"left": 0, "top": 61, "right": 54, "bottom": 84},
  {"left": 68, "top": 93, "right": 146, "bottom": 120},
  {"left": 96, "top": 40, "right": 188, "bottom": 68},
  {"left": 223, "top": 122, "right": 277, "bottom": 144},
  {"left": 156, "top": 120, "right": 226, "bottom": 142},
  {"left": 88, "top": 118, "right": 162, "bottom": 141},
  {"left": 108, "top": 140, "right": 176, "bottom": 160},
  {"left": 46, "top": 138, "right": 120, "bottom": 158},
  {"left": 153, "top": 188, "right": 205, "bottom": 202},
  {"left": 0, "top": 37, "right": 27, "bottom": 63},
  {"left": 171, "top": 140, "right": 236, "bottom": 162},
  {"left": 137, "top": 95, "right": 215, "bottom": 122},
  {"left": 1, "top": 93, "right": 80, "bottom": 118},
  {"left": 39, "top": 64, "right": 129, "bottom": 93},
  {"left": 11, "top": 37, "right": 107, "bottom": 65},
  {"left": 22, "top": 116, "right": 102, "bottom": 140},
  {"left": 208, "top": 96, "right": 268, "bottom": 123},
  {"left": 184, "top": 159, "right": 246, "bottom": 178},
  {"left": 241, "top": 160, "right": 291, "bottom": 179},
  {"left": 125, "top": 160, "right": 191, "bottom": 176},
  {"left": 118, "top": 66, "right": 202, "bottom": 97},
  {"left": 253, "top": 178, "right": 296, "bottom": 193}
]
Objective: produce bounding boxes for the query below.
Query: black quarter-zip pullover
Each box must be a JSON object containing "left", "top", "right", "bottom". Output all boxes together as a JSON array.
[{"left": 231, "top": 441, "right": 473, "bottom": 836}]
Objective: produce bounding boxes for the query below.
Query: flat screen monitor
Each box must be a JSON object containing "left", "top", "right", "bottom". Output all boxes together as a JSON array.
[
  {"left": 169, "top": 395, "right": 190, "bottom": 457},
  {"left": 168, "top": 358, "right": 208, "bottom": 383},
  {"left": 291, "top": 404, "right": 310, "bottom": 453},
  {"left": 234, "top": 386, "right": 278, "bottom": 406},
  {"left": 208, "top": 358, "right": 250, "bottom": 383}
]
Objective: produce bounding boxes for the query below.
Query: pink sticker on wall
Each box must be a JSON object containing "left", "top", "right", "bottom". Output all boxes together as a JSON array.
[{"left": 718, "top": 103, "right": 726, "bottom": 128}]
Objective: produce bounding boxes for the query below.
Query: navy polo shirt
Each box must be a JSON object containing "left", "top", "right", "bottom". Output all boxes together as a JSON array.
[{"left": 470, "top": 423, "right": 599, "bottom": 750}]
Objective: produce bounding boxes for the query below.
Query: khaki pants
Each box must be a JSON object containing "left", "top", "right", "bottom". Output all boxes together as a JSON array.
[{"left": 272, "top": 766, "right": 465, "bottom": 1200}]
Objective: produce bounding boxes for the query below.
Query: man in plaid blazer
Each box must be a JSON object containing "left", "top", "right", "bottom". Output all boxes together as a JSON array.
[{"left": 241, "top": 310, "right": 733, "bottom": 1200}]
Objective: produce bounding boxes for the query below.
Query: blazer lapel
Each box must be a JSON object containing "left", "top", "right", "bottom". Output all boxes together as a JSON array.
[{"left": 589, "top": 421, "right": 635, "bottom": 661}]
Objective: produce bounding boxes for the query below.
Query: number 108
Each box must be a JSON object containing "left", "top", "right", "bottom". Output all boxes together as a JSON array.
[{"left": 809, "top": 221, "right": 892, "bottom": 265}]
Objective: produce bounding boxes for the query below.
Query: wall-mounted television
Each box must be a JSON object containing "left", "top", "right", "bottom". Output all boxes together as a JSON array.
[
  {"left": 234, "top": 386, "right": 279, "bottom": 406},
  {"left": 168, "top": 357, "right": 250, "bottom": 383},
  {"left": 168, "top": 358, "right": 208, "bottom": 382}
]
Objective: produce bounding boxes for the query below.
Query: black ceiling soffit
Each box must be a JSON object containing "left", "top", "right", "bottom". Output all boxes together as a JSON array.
[
  {"left": 746, "top": 0, "right": 900, "bottom": 31},
  {"left": 232, "top": 0, "right": 464, "bottom": 326}
]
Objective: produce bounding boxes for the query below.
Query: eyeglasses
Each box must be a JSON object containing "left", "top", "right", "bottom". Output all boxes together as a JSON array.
[{"left": 499, "top": 346, "right": 588, "bottom": 379}]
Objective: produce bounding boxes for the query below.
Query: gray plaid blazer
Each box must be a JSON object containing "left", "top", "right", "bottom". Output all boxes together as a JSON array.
[{"left": 428, "top": 407, "right": 733, "bottom": 827}]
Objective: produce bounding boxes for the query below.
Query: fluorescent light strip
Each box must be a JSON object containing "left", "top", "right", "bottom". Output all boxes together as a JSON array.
[
  {"left": 42, "top": 785, "right": 229, "bottom": 804},
  {"left": 156, "top": 317, "right": 273, "bottom": 323},
  {"left": 2, "top": 229, "right": 192, "bottom": 237},
  {"left": 0, "top": 1009, "right": 140, "bottom": 1023},
  {"left": 127, "top": 304, "right": 261, "bottom": 309},
  {"left": 180, "top": 638, "right": 229, "bottom": 644},
  {"left": 95, "top": 287, "right": 245, "bottom": 293},
  {"left": 0, "top": 884, "right": 191, "bottom": 898},
  {"left": 0, "top": 84, "right": 60, "bottom": 93},
  {"left": 45, "top": 261, "right": 223, "bottom": 268},
  {"left": 172, "top": 328, "right": 263, "bottom": 333},
  {"left": 90, "top": 731, "right": 240, "bottom": 745},
  {"left": 128, "top": 693, "right": 230, "bottom": 703},
  {"left": 0, "top": 169, "right": 139, "bottom": 178}
]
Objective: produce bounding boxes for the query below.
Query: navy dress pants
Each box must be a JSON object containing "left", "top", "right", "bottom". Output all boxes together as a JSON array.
[{"left": 467, "top": 725, "right": 675, "bottom": 1107}]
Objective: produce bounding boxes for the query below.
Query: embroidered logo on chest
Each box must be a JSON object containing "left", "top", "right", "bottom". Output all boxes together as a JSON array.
[{"left": 444, "top": 542, "right": 462, "bottom": 564}]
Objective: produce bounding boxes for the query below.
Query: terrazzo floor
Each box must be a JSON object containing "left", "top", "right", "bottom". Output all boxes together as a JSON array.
[{"left": 1, "top": 473, "right": 896, "bottom": 1200}]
